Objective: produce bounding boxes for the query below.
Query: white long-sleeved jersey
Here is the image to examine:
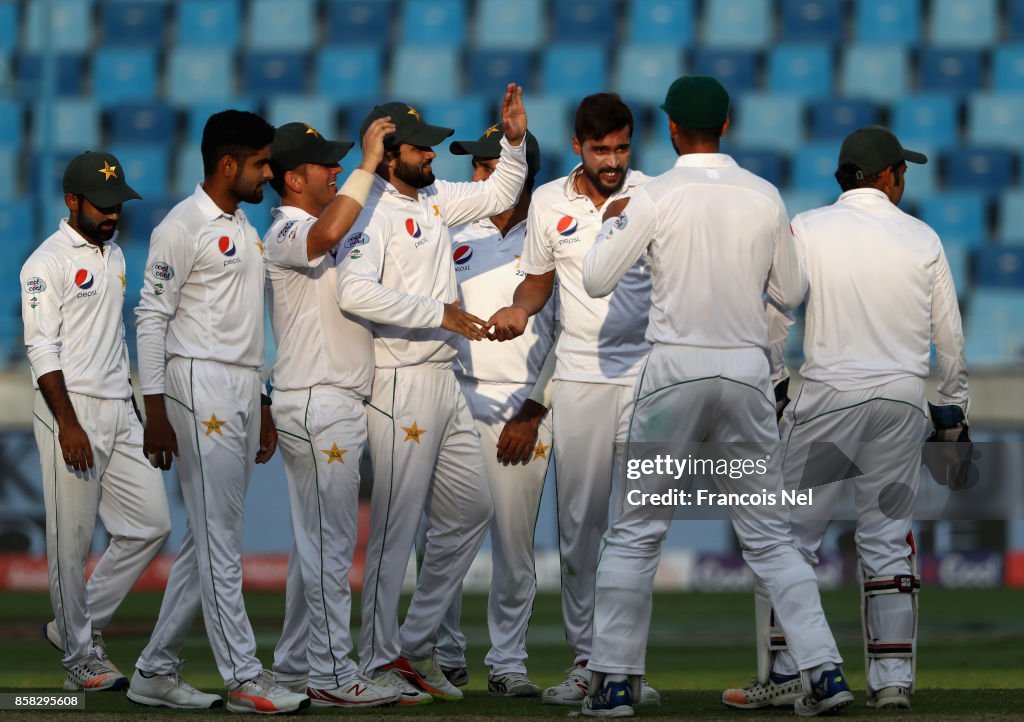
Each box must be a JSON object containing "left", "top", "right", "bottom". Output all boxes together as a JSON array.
[
  {"left": 336, "top": 137, "right": 526, "bottom": 368},
  {"left": 21, "top": 220, "right": 131, "bottom": 399},
  {"left": 135, "top": 184, "right": 266, "bottom": 395}
]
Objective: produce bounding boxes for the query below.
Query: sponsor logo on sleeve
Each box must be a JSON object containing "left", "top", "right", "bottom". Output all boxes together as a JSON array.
[
  {"left": 276, "top": 220, "right": 298, "bottom": 243},
  {"left": 613, "top": 213, "right": 628, "bottom": 230},
  {"left": 344, "top": 232, "right": 369, "bottom": 250},
  {"left": 24, "top": 277, "right": 46, "bottom": 294},
  {"left": 154, "top": 283, "right": 165, "bottom": 296},
  {"left": 151, "top": 262, "right": 174, "bottom": 281},
  {"left": 349, "top": 249, "right": 363, "bottom": 260}
]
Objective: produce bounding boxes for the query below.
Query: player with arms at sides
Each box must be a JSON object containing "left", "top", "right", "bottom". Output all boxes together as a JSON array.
[
  {"left": 723, "top": 126, "right": 970, "bottom": 713},
  {"left": 487, "top": 93, "right": 659, "bottom": 707},
  {"left": 22, "top": 151, "right": 171, "bottom": 693},
  {"left": 581, "top": 76, "right": 849, "bottom": 718}
]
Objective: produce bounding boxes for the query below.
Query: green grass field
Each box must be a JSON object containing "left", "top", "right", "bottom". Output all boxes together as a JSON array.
[{"left": 1, "top": 589, "right": 1022, "bottom": 719}]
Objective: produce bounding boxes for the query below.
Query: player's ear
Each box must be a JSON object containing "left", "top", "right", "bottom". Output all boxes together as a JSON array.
[
  {"left": 64, "top": 193, "right": 79, "bottom": 214},
  {"left": 721, "top": 116, "right": 731, "bottom": 137},
  {"left": 572, "top": 136, "right": 582, "bottom": 156},
  {"left": 219, "top": 154, "right": 237, "bottom": 180}
]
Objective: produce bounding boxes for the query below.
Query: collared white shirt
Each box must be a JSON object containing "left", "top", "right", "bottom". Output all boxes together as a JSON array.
[
  {"left": 264, "top": 205, "right": 374, "bottom": 397},
  {"left": 21, "top": 219, "right": 131, "bottom": 399},
  {"left": 337, "top": 136, "right": 527, "bottom": 368},
  {"left": 791, "top": 188, "right": 968, "bottom": 405},
  {"left": 520, "top": 166, "right": 652, "bottom": 385},
  {"left": 135, "top": 183, "right": 266, "bottom": 395}
]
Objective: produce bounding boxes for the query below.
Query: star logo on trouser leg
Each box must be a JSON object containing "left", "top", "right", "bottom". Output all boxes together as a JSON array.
[
  {"left": 201, "top": 413, "right": 226, "bottom": 436},
  {"left": 320, "top": 443, "right": 348, "bottom": 464},
  {"left": 402, "top": 422, "right": 426, "bottom": 444},
  {"left": 533, "top": 440, "right": 549, "bottom": 461}
]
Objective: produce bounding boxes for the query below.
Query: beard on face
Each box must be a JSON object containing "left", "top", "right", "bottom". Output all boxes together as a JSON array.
[
  {"left": 233, "top": 172, "right": 265, "bottom": 204},
  {"left": 77, "top": 209, "right": 117, "bottom": 243},
  {"left": 393, "top": 156, "right": 435, "bottom": 189},
  {"left": 581, "top": 160, "right": 626, "bottom": 195}
]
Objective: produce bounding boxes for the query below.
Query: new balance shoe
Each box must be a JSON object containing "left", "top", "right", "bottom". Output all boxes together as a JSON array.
[
  {"left": 306, "top": 674, "right": 399, "bottom": 708},
  {"left": 226, "top": 670, "right": 312, "bottom": 714},
  {"left": 488, "top": 671, "right": 542, "bottom": 697},
  {"left": 388, "top": 655, "right": 463, "bottom": 701},
  {"left": 722, "top": 672, "right": 803, "bottom": 709},
  {"left": 867, "top": 686, "right": 911, "bottom": 709},
  {"left": 543, "top": 663, "right": 591, "bottom": 705},
  {"left": 640, "top": 676, "right": 661, "bottom": 706},
  {"left": 582, "top": 677, "right": 635, "bottom": 718},
  {"left": 63, "top": 654, "right": 128, "bottom": 692},
  {"left": 794, "top": 667, "right": 854, "bottom": 717},
  {"left": 127, "top": 668, "right": 222, "bottom": 709},
  {"left": 372, "top": 668, "right": 433, "bottom": 705},
  {"left": 441, "top": 666, "right": 469, "bottom": 688}
]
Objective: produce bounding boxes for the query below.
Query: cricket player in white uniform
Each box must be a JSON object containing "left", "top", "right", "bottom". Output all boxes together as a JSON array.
[
  {"left": 723, "top": 126, "right": 970, "bottom": 712},
  {"left": 128, "top": 111, "right": 309, "bottom": 714},
  {"left": 422, "top": 125, "right": 555, "bottom": 696},
  {"left": 337, "top": 85, "right": 528, "bottom": 702},
  {"left": 22, "top": 151, "right": 171, "bottom": 693},
  {"left": 580, "top": 76, "right": 848, "bottom": 718},
  {"left": 487, "top": 93, "right": 659, "bottom": 707},
  {"left": 262, "top": 119, "right": 402, "bottom": 708}
]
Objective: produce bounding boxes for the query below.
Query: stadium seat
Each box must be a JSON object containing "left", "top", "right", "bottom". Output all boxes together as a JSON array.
[
  {"left": 809, "top": 98, "right": 881, "bottom": 140},
  {"left": 24, "top": 0, "right": 93, "bottom": 53},
  {"left": 780, "top": 0, "right": 843, "bottom": 43},
  {"left": 854, "top": 0, "right": 920, "bottom": 44},
  {"left": 325, "top": 0, "right": 392, "bottom": 43},
  {"left": 243, "top": 52, "right": 309, "bottom": 98},
  {"left": 943, "top": 147, "right": 1016, "bottom": 194},
  {"left": 839, "top": 45, "right": 909, "bottom": 102},
  {"left": 175, "top": 0, "right": 241, "bottom": 48},
  {"left": 943, "top": 241, "right": 970, "bottom": 297},
  {"left": 173, "top": 144, "right": 204, "bottom": 196},
  {"left": 541, "top": 45, "right": 608, "bottom": 100},
  {"left": 247, "top": 0, "right": 316, "bottom": 50},
  {"left": 521, "top": 95, "right": 570, "bottom": 154},
  {"left": 627, "top": 0, "right": 694, "bottom": 46},
  {"left": 919, "top": 48, "right": 983, "bottom": 95},
  {"left": 1009, "top": 0, "right": 1024, "bottom": 41},
  {"left": 390, "top": 47, "right": 459, "bottom": 102},
  {"left": 17, "top": 54, "right": 85, "bottom": 97},
  {"left": 474, "top": 0, "right": 545, "bottom": 50},
  {"left": 0, "top": 149, "right": 16, "bottom": 197},
  {"left": 92, "top": 48, "right": 159, "bottom": 106},
  {"left": 421, "top": 98, "right": 488, "bottom": 140},
  {"left": 966, "top": 94, "right": 1024, "bottom": 151},
  {"left": 166, "top": 48, "right": 235, "bottom": 106},
  {"left": 782, "top": 190, "right": 833, "bottom": 217},
  {"left": 964, "top": 289, "right": 1024, "bottom": 366},
  {"left": 728, "top": 148, "right": 785, "bottom": 187},
  {"left": 613, "top": 45, "right": 684, "bottom": 105},
  {"left": 976, "top": 248, "right": 1024, "bottom": 288},
  {"left": 992, "top": 46, "right": 1024, "bottom": 92},
  {"left": 107, "top": 144, "right": 170, "bottom": 199},
  {"left": 0, "top": 3, "right": 17, "bottom": 51},
  {"left": 185, "top": 99, "right": 258, "bottom": 143},
  {"left": 767, "top": 45, "right": 833, "bottom": 99},
  {"left": 265, "top": 96, "right": 336, "bottom": 138},
  {"left": 428, "top": 151, "right": 473, "bottom": 183},
  {"left": 692, "top": 49, "right": 759, "bottom": 94},
  {"left": 996, "top": 188, "right": 1024, "bottom": 243},
  {"left": 703, "top": 0, "right": 771, "bottom": 48},
  {"left": 29, "top": 150, "right": 85, "bottom": 199},
  {"left": 900, "top": 149, "right": 938, "bottom": 203},
  {"left": 0, "top": 100, "right": 23, "bottom": 148},
  {"left": 101, "top": 0, "right": 166, "bottom": 45},
  {"left": 552, "top": 0, "right": 616, "bottom": 44},
  {"left": 890, "top": 95, "right": 958, "bottom": 149},
  {"left": 316, "top": 45, "right": 381, "bottom": 103},
  {"left": 918, "top": 192, "right": 987, "bottom": 246},
  {"left": 637, "top": 141, "right": 676, "bottom": 176},
  {"left": 32, "top": 99, "right": 100, "bottom": 151},
  {"left": 400, "top": 0, "right": 467, "bottom": 46},
  {"left": 107, "top": 102, "right": 178, "bottom": 145},
  {"left": 467, "top": 50, "right": 533, "bottom": 98},
  {"left": 731, "top": 94, "right": 804, "bottom": 152},
  {"left": 928, "top": 0, "right": 996, "bottom": 48},
  {"left": 792, "top": 143, "right": 842, "bottom": 193}
]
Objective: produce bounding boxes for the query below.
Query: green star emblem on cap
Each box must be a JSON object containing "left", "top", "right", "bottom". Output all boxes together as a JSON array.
[
  {"left": 483, "top": 124, "right": 501, "bottom": 138},
  {"left": 98, "top": 161, "right": 118, "bottom": 181},
  {"left": 407, "top": 105, "right": 421, "bottom": 121},
  {"left": 305, "top": 125, "right": 319, "bottom": 138}
]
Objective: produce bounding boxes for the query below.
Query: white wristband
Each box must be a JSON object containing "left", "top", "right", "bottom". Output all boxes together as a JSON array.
[{"left": 337, "top": 168, "right": 374, "bottom": 206}]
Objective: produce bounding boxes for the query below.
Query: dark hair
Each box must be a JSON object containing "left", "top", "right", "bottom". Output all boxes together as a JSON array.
[
  {"left": 201, "top": 110, "right": 275, "bottom": 178},
  {"left": 834, "top": 162, "right": 899, "bottom": 192},
  {"left": 268, "top": 163, "right": 300, "bottom": 196},
  {"left": 574, "top": 93, "right": 634, "bottom": 142}
]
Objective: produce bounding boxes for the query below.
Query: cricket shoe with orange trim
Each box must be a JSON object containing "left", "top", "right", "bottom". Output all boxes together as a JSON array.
[
  {"left": 722, "top": 672, "right": 803, "bottom": 709},
  {"left": 372, "top": 668, "right": 433, "bottom": 705},
  {"left": 387, "top": 654, "right": 463, "bottom": 701},
  {"left": 63, "top": 654, "right": 129, "bottom": 692},
  {"left": 226, "top": 670, "right": 311, "bottom": 714},
  {"left": 306, "top": 674, "right": 399, "bottom": 708}
]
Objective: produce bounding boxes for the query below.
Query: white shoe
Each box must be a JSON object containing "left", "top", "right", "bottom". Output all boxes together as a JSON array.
[
  {"left": 721, "top": 673, "right": 803, "bottom": 709},
  {"left": 488, "top": 671, "right": 542, "bottom": 697},
  {"left": 543, "top": 664, "right": 591, "bottom": 705},
  {"left": 45, "top": 621, "right": 114, "bottom": 663},
  {"left": 640, "top": 676, "right": 660, "bottom": 705},
  {"left": 226, "top": 670, "right": 312, "bottom": 714},
  {"left": 307, "top": 674, "right": 399, "bottom": 708},
  {"left": 273, "top": 677, "right": 307, "bottom": 695},
  {"left": 373, "top": 668, "right": 434, "bottom": 705},
  {"left": 127, "top": 668, "right": 222, "bottom": 709},
  {"left": 868, "top": 686, "right": 911, "bottom": 709},
  {"left": 389, "top": 655, "right": 463, "bottom": 701},
  {"left": 63, "top": 654, "right": 128, "bottom": 692}
]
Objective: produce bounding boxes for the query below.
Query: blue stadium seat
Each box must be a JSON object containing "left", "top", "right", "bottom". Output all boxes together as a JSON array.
[
  {"left": 247, "top": 0, "right": 316, "bottom": 50},
  {"left": 92, "top": 48, "right": 158, "bottom": 106},
  {"left": 809, "top": 98, "right": 881, "bottom": 140},
  {"left": 522, "top": 95, "right": 570, "bottom": 154},
  {"left": 108, "top": 144, "right": 170, "bottom": 199},
  {"left": 325, "top": 0, "right": 392, "bottom": 44},
  {"left": 316, "top": 45, "right": 381, "bottom": 103},
  {"left": 943, "top": 242, "right": 969, "bottom": 297},
  {"left": 421, "top": 99, "right": 488, "bottom": 140},
  {"left": 996, "top": 188, "right": 1024, "bottom": 243},
  {"left": 627, "top": 0, "right": 694, "bottom": 46},
  {"left": 32, "top": 99, "right": 100, "bottom": 150},
  {"left": 0, "top": 100, "right": 23, "bottom": 148},
  {"left": 541, "top": 45, "right": 608, "bottom": 100},
  {"left": 175, "top": 0, "right": 241, "bottom": 48},
  {"left": 166, "top": 49, "right": 235, "bottom": 105},
  {"left": 839, "top": 45, "right": 909, "bottom": 102},
  {"left": 173, "top": 144, "right": 204, "bottom": 196},
  {"left": 108, "top": 102, "right": 177, "bottom": 144},
  {"left": 400, "top": 0, "right": 466, "bottom": 46},
  {"left": 25, "top": 0, "right": 93, "bottom": 53},
  {"left": 428, "top": 151, "right": 473, "bottom": 183},
  {"left": 475, "top": 0, "right": 545, "bottom": 50},
  {"left": 243, "top": 52, "right": 309, "bottom": 98},
  {"left": 928, "top": 0, "right": 996, "bottom": 48},
  {"left": 692, "top": 49, "right": 758, "bottom": 94},
  {"left": 918, "top": 192, "right": 987, "bottom": 246},
  {"left": 637, "top": 141, "right": 676, "bottom": 176},
  {"left": 782, "top": 190, "right": 833, "bottom": 217},
  {"left": 732, "top": 94, "right": 804, "bottom": 152},
  {"left": 1009, "top": 0, "right": 1024, "bottom": 41},
  {"left": 553, "top": 0, "right": 616, "bottom": 44},
  {"left": 943, "top": 147, "right": 1016, "bottom": 194},
  {"left": 0, "top": 149, "right": 16, "bottom": 197},
  {"left": 265, "top": 96, "right": 336, "bottom": 138},
  {"left": 854, "top": 0, "right": 920, "bottom": 44},
  {"left": 992, "top": 45, "right": 1024, "bottom": 92},
  {"left": 792, "top": 143, "right": 842, "bottom": 193},
  {"left": 919, "top": 48, "right": 983, "bottom": 95},
  {"left": 390, "top": 48, "right": 459, "bottom": 102},
  {"left": 767, "top": 45, "right": 833, "bottom": 99},
  {"left": 703, "top": 0, "right": 772, "bottom": 48},
  {"left": 29, "top": 150, "right": 86, "bottom": 199},
  {"left": 185, "top": 99, "right": 258, "bottom": 143},
  {"left": 122, "top": 198, "right": 171, "bottom": 245},
  {"left": 964, "top": 289, "right": 1024, "bottom": 366},
  {"left": 891, "top": 95, "right": 958, "bottom": 148},
  {"left": 0, "top": 4, "right": 17, "bottom": 52},
  {"left": 900, "top": 151, "right": 938, "bottom": 203},
  {"left": 467, "top": 50, "right": 533, "bottom": 97},
  {"left": 18, "top": 54, "right": 85, "bottom": 97},
  {"left": 728, "top": 148, "right": 785, "bottom": 187},
  {"left": 967, "top": 94, "right": 1024, "bottom": 151},
  {"left": 976, "top": 248, "right": 1024, "bottom": 288},
  {"left": 101, "top": 0, "right": 166, "bottom": 45},
  {"left": 613, "top": 45, "right": 683, "bottom": 105},
  {"left": 0, "top": 199, "right": 35, "bottom": 250},
  {"left": 780, "top": 0, "right": 843, "bottom": 43}
]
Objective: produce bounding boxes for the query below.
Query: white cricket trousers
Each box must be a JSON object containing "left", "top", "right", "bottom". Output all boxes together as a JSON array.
[
  {"left": 550, "top": 379, "right": 634, "bottom": 665},
  {"left": 34, "top": 391, "right": 171, "bottom": 669},
  {"left": 358, "top": 365, "right": 493, "bottom": 675},
  {"left": 271, "top": 385, "right": 365, "bottom": 689},
  {"left": 136, "top": 358, "right": 263, "bottom": 688},
  {"left": 772, "top": 377, "right": 928, "bottom": 690},
  {"left": 590, "top": 345, "right": 841, "bottom": 676}
]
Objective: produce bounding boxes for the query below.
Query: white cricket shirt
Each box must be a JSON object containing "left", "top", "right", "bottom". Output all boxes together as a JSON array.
[{"left": 21, "top": 219, "right": 131, "bottom": 399}]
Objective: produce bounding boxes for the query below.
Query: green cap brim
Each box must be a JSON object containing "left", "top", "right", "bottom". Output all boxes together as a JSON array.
[
  {"left": 395, "top": 124, "right": 454, "bottom": 149},
  {"left": 449, "top": 139, "right": 500, "bottom": 158},
  {"left": 83, "top": 183, "right": 143, "bottom": 207}
]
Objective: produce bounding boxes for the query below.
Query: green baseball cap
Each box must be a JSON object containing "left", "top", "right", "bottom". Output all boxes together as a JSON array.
[
  {"left": 359, "top": 102, "right": 454, "bottom": 151},
  {"left": 270, "top": 122, "right": 354, "bottom": 175},
  {"left": 62, "top": 151, "right": 142, "bottom": 207},
  {"left": 837, "top": 125, "right": 928, "bottom": 178},
  {"left": 659, "top": 75, "right": 731, "bottom": 129},
  {"left": 450, "top": 123, "right": 542, "bottom": 179}
]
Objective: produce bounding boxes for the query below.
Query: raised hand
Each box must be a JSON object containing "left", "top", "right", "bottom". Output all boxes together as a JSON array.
[
  {"left": 500, "top": 83, "right": 527, "bottom": 146},
  {"left": 359, "top": 116, "right": 397, "bottom": 171}
]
